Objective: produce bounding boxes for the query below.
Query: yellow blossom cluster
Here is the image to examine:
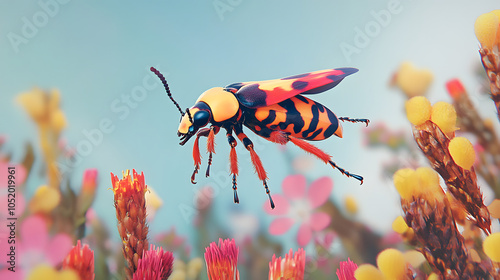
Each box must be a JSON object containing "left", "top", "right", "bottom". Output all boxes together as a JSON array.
[
  {"left": 406, "top": 96, "right": 476, "bottom": 170},
  {"left": 393, "top": 62, "right": 434, "bottom": 98},
  {"left": 354, "top": 248, "right": 409, "bottom": 280},
  {"left": 405, "top": 96, "right": 457, "bottom": 133},
  {"left": 475, "top": 10, "right": 500, "bottom": 49},
  {"left": 393, "top": 167, "right": 443, "bottom": 202}
]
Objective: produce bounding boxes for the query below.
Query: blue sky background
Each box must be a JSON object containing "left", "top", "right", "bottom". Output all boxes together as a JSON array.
[{"left": 1, "top": 0, "right": 499, "bottom": 257}]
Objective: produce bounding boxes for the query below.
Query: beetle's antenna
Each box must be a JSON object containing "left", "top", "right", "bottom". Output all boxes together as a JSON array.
[
  {"left": 150, "top": 67, "right": 185, "bottom": 117},
  {"left": 186, "top": 108, "right": 193, "bottom": 124}
]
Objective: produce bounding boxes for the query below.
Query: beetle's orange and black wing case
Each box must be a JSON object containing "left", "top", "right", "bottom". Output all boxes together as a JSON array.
[{"left": 225, "top": 68, "right": 358, "bottom": 109}]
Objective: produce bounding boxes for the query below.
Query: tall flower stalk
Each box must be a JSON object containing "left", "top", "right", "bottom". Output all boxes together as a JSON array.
[
  {"left": 111, "top": 169, "right": 149, "bottom": 279},
  {"left": 475, "top": 10, "right": 500, "bottom": 120},
  {"left": 405, "top": 96, "right": 491, "bottom": 233}
]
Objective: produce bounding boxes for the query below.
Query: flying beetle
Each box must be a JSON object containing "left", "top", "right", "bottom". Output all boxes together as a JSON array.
[{"left": 150, "top": 67, "right": 368, "bottom": 209}]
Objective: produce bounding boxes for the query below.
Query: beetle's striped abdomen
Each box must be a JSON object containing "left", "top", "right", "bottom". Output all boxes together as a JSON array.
[{"left": 243, "top": 95, "right": 342, "bottom": 141}]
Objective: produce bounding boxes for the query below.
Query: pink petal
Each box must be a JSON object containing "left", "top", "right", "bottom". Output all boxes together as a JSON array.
[
  {"left": 282, "top": 175, "right": 306, "bottom": 199},
  {"left": 381, "top": 231, "right": 403, "bottom": 246},
  {"left": 15, "top": 164, "right": 27, "bottom": 185},
  {"left": 46, "top": 233, "right": 73, "bottom": 266},
  {"left": 336, "top": 258, "right": 358, "bottom": 280},
  {"left": 0, "top": 268, "right": 23, "bottom": 280},
  {"left": 0, "top": 162, "right": 8, "bottom": 188},
  {"left": 16, "top": 193, "right": 26, "bottom": 216},
  {"left": 309, "top": 212, "right": 331, "bottom": 231},
  {"left": 269, "top": 217, "right": 294, "bottom": 235},
  {"left": 307, "top": 177, "right": 333, "bottom": 208},
  {"left": 0, "top": 163, "right": 27, "bottom": 188},
  {"left": 20, "top": 216, "right": 48, "bottom": 250},
  {"left": 297, "top": 223, "right": 312, "bottom": 247},
  {"left": 263, "top": 194, "right": 289, "bottom": 215}
]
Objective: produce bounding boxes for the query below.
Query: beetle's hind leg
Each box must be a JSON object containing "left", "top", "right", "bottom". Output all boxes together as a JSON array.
[
  {"left": 288, "top": 135, "right": 364, "bottom": 184},
  {"left": 234, "top": 125, "right": 275, "bottom": 209},
  {"left": 339, "top": 117, "right": 370, "bottom": 127},
  {"left": 225, "top": 127, "right": 239, "bottom": 204}
]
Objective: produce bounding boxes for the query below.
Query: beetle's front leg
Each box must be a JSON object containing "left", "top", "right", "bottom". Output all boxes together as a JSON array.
[
  {"left": 191, "top": 128, "right": 211, "bottom": 184},
  {"left": 205, "top": 126, "right": 220, "bottom": 178},
  {"left": 225, "top": 127, "right": 239, "bottom": 204}
]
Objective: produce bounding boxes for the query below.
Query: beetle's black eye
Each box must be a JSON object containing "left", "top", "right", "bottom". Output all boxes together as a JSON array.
[{"left": 193, "top": 110, "right": 210, "bottom": 128}]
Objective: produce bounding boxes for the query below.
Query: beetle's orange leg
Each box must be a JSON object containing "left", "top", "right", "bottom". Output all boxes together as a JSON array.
[
  {"left": 191, "top": 128, "right": 211, "bottom": 184},
  {"left": 339, "top": 117, "right": 370, "bottom": 127},
  {"left": 205, "top": 126, "right": 220, "bottom": 178},
  {"left": 225, "top": 128, "right": 239, "bottom": 204},
  {"left": 288, "top": 136, "right": 364, "bottom": 184},
  {"left": 234, "top": 125, "right": 275, "bottom": 209}
]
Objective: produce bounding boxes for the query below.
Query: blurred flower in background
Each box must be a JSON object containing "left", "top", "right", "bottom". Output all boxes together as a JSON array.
[{"left": 264, "top": 175, "right": 333, "bottom": 247}]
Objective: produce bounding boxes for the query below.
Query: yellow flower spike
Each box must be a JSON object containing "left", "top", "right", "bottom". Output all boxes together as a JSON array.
[
  {"left": 403, "top": 250, "right": 426, "bottom": 268},
  {"left": 483, "top": 232, "right": 500, "bottom": 262},
  {"left": 431, "top": 101, "right": 457, "bottom": 134},
  {"left": 27, "top": 265, "right": 79, "bottom": 280},
  {"left": 474, "top": 12, "right": 499, "bottom": 49},
  {"left": 57, "top": 269, "right": 80, "bottom": 280},
  {"left": 377, "top": 248, "right": 406, "bottom": 280},
  {"left": 392, "top": 216, "right": 409, "bottom": 234},
  {"left": 394, "top": 62, "right": 434, "bottom": 98},
  {"left": 49, "top": 89, "right": 61, "bottom": 111},
  {"left": 448, "top": 137, "right": 476, "bottom": 170},
  {"left": 427, "top": 273, "right": 440, "bottom": 280},
  {"left": 16, "top": 88, "right": 48, "bottom": 123},
  {"left": 29, "top": 185, "right": 61, "bottom": 213},
  {"left": 344, "top": 195, "right": 358, "bottom": 215},
  {"left": 173, "top": 259, "right": 186, "bottom": 272},
  {"left": 50, "top": 109, "right": 67, "bottom": 133},
  {"left": 169, "top": 270, "right": 187, "bottom": 280},
  {"left": 488, "top": 199, "right": 500, "bottom": 219},
  {"left": 405, "top": 96, "right": 432, "bottom": 125},
  {"left": 415, "top": 167, "right": 443, "bottom": 199},
  {"left": 187, "top": 257, "right": 203, "bottom": 279},
  {"left": 393, "top": 168, "right": 417, "bottom": 200},
  {"left": 27, "top": 265, "right": 58, "bottom": 280},
  {"left": 354, "top": 264, "right": 385, "bottom": 280},
  {"left": 146, "top": 187, "right": 163, "bottom": 211}
]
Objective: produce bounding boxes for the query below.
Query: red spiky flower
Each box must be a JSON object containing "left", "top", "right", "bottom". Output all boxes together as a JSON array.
[
  {"left": 269, "top": 248, "right": 306, "bottom": 280},
  {"left": 132, "top": 245, "right": 174, "bottom": 280},
  {"left": 204, "top": 238, "right": 240, "bottom": 280},
  {"left": 336, "top": 258, "right": 358, "bottom": 280},
  {"left": 62, "top": 240, "right": 95, "bottom": 280}
]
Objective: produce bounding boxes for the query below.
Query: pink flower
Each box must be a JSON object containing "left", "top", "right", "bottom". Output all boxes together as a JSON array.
[
  {"left": 268, "top": 248, "right": 306, "bottom": 280},
  {"left": 0, "top": 162, "right": 27, "bottom": 266},
  {"left": 336, "top": 258, "right": 358, "bottom": 280},
  {"left": 204, "top": 238, "right": 239, "bottom": 280},
  {"left": 12, "top": 215, "right": 72, "bottom": 278},
  {"left": 313, "top": 231, "right": 336, "bottom": 250},
  {"left": 132, "top": 245, "right": 174, "bottom": 280},
  {"left": 264, "top": 175, "right": 333, "bottom": 246}
]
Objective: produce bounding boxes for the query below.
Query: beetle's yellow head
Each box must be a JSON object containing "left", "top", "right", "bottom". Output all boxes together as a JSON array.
[
  {"left": 178, "top": 87, "right": 240, "bottom": 145},
  {"left": 177, "top": 102, "right": 212, "bottom": 145}
]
